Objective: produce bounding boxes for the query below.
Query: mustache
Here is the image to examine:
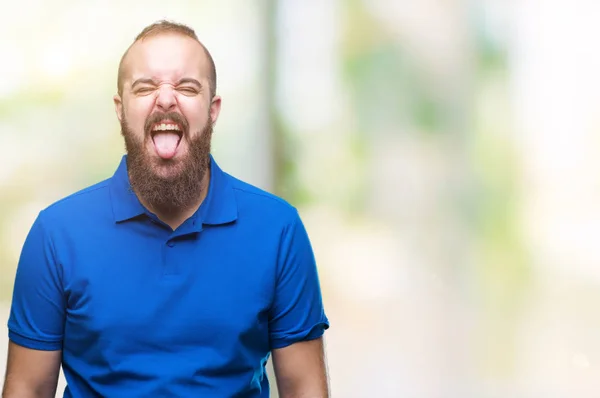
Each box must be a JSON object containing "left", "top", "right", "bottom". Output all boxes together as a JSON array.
[{"left": 144, "top": 112, "right": 189, "bottom": 135}]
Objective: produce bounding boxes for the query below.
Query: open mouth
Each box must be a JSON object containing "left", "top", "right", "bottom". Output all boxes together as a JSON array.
[{"left": 151, "top": 121, "right": 183, "bottom": 160}]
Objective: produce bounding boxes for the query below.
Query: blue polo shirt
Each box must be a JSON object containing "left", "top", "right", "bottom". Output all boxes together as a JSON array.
[{"left": 7, "top": 155, "right": 329, "bottom": 397}]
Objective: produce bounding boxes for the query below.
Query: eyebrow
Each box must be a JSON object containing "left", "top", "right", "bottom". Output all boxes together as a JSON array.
[
  {"left": 130, "top": 78, "right": 203, "bottom": 90},
  {"left": 131, "top": 78, "right": 157, "bottom": 90},
  {"left": 176, "top": 78, "right": 202, "bottom": 89}
]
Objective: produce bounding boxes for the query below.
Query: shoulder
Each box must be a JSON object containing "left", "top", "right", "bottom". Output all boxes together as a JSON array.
[
  {"left": 224, "top": 172, "right": 300, "bottom": 222},
  {"left": 37, "top": 178, "right": 112, "bottom": 226}
]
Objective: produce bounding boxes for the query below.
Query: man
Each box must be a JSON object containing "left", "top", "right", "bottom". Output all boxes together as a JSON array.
[{"left": 3, "top": 20, "right": 330, "bottom": 398}]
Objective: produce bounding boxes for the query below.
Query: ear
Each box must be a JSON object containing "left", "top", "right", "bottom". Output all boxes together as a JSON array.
[
  {"left": 114, "top": 94, "right": 123, "bottom": 122},
  {"left": 209, "top": 95, "right": 222, "bottom": 125}
]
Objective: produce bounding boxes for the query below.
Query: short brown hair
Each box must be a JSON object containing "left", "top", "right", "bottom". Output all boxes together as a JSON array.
[{"left": 117, "top": 20, "right": 217, "bottom": 98}]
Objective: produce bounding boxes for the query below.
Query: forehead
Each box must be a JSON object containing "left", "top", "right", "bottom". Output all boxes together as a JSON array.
[{"left": 124, "top": 34, "right": 208, "bottom": 82}]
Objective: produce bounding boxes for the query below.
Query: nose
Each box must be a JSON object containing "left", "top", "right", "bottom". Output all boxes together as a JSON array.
[{"left": 155, "top": 84, "right": 177, "bottom": 112}]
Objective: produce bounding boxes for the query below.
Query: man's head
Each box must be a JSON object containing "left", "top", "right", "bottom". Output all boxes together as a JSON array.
[
  {"left": 117, "top": 22, "right": 217, "bottom": 98},
  {"left": 113, "top": 20, "right": 221, "bottom": 214}
]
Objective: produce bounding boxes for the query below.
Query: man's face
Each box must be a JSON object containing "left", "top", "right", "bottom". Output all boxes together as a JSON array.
[{"left": 114, "top": 33, "right": 221, "bottom": 211}]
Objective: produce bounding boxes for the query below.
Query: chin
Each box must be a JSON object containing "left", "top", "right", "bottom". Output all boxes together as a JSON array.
[{"left": 148, "top": 157, "right": 184, "bottom": 178}]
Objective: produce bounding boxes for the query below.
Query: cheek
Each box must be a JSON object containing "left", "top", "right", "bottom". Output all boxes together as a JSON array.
[
  {"left": 179, "top": 103, "right": 209, "bottom": 132},
  {"left": 124, "top": 99, "right": 155, "bottom": 132}
]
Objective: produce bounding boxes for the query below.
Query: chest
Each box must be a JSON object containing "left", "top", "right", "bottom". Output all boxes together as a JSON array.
[{"left": 60, "top": 225, "right": 276, "bottom": 357}]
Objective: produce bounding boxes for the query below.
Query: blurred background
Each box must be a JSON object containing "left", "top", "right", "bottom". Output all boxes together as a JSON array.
[{"left": 1, "top": 0, "right": 600, "bottom": 396}]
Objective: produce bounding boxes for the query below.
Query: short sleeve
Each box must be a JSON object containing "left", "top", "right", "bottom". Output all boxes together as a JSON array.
[
  {"left": 268, "top": 211, "right": 330, "bottom": 349},
  {"left": 7, "top": 212, "right": 65, "bottom": 351}
]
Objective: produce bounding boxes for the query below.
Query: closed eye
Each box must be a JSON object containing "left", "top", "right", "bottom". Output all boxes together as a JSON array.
[
  {"left": 177, "top": 87, "right": 198, "bottom": 95},
  {"left": 131, "top": 78, "right": 159, "bottom": 95},
  {"left": 135, "top": 87, "right": 156, "bottom": 95}
]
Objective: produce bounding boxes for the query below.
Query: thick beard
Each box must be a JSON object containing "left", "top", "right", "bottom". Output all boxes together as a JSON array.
[{"left": 120, "top": 112, "right": 213, "bottom": 216}]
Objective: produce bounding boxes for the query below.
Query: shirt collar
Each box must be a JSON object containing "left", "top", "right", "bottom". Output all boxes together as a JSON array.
[
  {"left": 198, "top": 155, "right": 238, "bottom": 225},
  {"left": 109, "top": 154, "right": 238, "bottom": 226},
  {"left": 109, "top": 155, "right": 145, "bottom": 223}
]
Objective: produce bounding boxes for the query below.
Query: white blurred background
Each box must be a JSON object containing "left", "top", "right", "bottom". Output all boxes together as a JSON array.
[{"left": 2, "top": 0, "right": 600, "bottom": 396}]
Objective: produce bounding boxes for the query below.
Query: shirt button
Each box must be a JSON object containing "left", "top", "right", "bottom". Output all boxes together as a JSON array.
[{"left": 167, "top": 241, "right": 175, "bottom": 248}]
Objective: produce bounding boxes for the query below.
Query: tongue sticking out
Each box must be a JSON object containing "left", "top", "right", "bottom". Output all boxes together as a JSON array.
[{"left": 153, "top": 132, "right": 180, "bottom": 159}]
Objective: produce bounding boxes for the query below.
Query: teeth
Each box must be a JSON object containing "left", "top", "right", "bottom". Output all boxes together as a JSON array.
[{"left": 153, "top": 123, "right": 181, "bottom": 132}]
